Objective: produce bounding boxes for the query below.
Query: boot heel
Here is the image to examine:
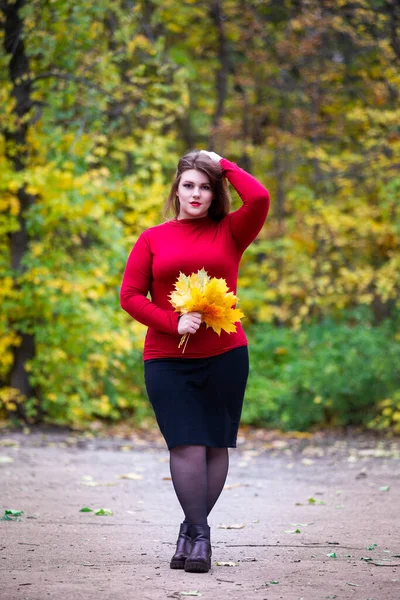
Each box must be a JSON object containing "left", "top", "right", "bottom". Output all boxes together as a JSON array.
[
  {"left": 170, "top": 522, "right": 192, "bottom": 570},
  {"left": 184, "top": 524, "right": 211, "bottom": 573}
]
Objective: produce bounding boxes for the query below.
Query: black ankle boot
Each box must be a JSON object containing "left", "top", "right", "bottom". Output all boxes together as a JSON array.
[
  {"left": 170, "top": 522, "right": 192, "bottom": 569},
  {"left": 184, "top": 524, "right": 211, "bottom": 573}
]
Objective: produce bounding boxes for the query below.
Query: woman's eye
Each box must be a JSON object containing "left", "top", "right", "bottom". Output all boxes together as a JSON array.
[{"left": 183, "top": 183, "right": 210, "bottom": 190}]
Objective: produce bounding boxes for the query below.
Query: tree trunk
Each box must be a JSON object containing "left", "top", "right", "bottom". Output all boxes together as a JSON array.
[
  {"left": 2, "top": 0, "right": 36, "bottom": 419},
  {"left": 385, "top": 0, "right": 400, "bottom": 61},
  {"left": 209, "top": 0, "right": 230, "bottom": 149},
  {"left": 274, "top": 110, "right": 286, "bottom": 232},
  {"left": 240, "top": 91, "right": 251, "bottom": 172},
  {"left": 273, "top": 148, "right": 286, "bottom": 232}
]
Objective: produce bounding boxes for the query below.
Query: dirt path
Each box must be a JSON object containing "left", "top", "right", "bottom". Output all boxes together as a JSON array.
[{"left": 1, "top": 428, "right": 399, "bottom": 600}]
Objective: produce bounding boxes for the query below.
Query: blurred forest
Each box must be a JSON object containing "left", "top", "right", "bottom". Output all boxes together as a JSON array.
[{"left": 0, "top": 0, "right": 399, "bottom": 432}]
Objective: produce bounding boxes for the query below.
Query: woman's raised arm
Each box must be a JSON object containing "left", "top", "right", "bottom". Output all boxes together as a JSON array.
[{"left": 221, "top": 158, "right": 270, "bottom": 252}]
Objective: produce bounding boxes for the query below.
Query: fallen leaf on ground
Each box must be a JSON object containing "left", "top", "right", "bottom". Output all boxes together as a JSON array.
[
  {"left": 284, "top": 529, "right": 301, "bottom": 534},
  {"left": 163, "top": 476, "right": 172, "bottom": 481},
  {"left": 179, "top": 592, "right": 202, "bottom": 597},
  {"left": 117, "top": 473, "right": 144, "bottom": 480},
  {"left": 224, "top": 483, "right": 248, "bottom": 490},
  {"left": 0, "top": 439, "right": 19, "bottom": 447},
  {"left": 120, "top": 445, "right": 133, "bottom": 452},
  {"left": 307, "top": 497, "right": 326, "bottom": 505},
  {"left": 5, "top": 509, "right": 23, "bottom": 516},
  {"left": 94, "top": 508, "right": 113, "bottom": 516},
  {"left": 79, "top": 507, "right": 93, "bottom": 513},
  {"left": 1, "top": 509, "right": 24, "bottom": 521},
  {"left": 217, "top": 523, "right": 245, "bottom": 529},
  {"left": 358, "top": 448, "right": 395, "bottom": 458},
  {"left": 82, "top": 481, "right": 116, "bottom": 487},
  {"left": 65, "top": 436, "right": 78, "bottom": 444},
  {"left": 327, "top": 552, "right": 337, "bottom": 558},
  {"left": 379, "top": 485, "right": 390, "bottom": 492},
  {"left": 215, "top": 561, "right": 239, "bottom": 567},
  {"left": 0, "top": 456, "right": 13, "bottom": 463}
]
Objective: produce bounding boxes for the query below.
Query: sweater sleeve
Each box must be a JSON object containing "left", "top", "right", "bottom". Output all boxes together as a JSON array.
[
  {"left": 221, "top": 158, "right": 270, "bottom": 252},
  {"left": 120, "top": 232, "right": 180, "bottom": 335}
]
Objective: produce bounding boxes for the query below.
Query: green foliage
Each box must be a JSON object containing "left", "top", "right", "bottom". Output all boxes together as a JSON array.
[{"left": 243, "top": 314, "right": 400, "bottom": 431}]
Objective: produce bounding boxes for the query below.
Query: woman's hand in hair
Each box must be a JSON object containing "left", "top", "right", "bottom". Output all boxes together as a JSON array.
[
  {"left": 199, "top": 150, "right": 222, "bottom": 163},
  {"left": 178, "top": 312, "right": 202, "bottom": 335}
]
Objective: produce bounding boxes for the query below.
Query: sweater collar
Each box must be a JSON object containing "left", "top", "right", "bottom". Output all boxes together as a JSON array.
[{"left": 170, "top": 215, "right": 212, "bottom": 225}]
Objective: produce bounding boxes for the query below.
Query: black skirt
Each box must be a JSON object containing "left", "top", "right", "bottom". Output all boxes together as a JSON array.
[{"left": 144, "top": 346, "right": 249, "bottom": 450}]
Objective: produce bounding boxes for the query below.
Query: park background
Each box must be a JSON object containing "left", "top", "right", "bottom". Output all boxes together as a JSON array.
[{"left": 0, "top": 0, "right": 399, "bottom": 435}]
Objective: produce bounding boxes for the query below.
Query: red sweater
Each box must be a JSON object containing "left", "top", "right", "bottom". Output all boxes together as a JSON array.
[{"left": 120, "top": 158, "right": 270, "bottom": 360}]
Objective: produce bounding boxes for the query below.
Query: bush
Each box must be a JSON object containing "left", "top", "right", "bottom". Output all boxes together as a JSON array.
[{"left": 243, "top": 315, "right": 400, "bottom": 431}]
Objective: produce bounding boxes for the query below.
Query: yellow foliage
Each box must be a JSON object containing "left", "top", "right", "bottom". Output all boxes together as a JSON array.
[
  {"left": 169, "top": 269, "right": 245, "bottom": 339},
  {"left": 0, "top": 332, "right": 22, "bottom": 373},
  {"left": 0, "top": 193, "right": 20, "bottom": 215},
  {"left": 117, "top": 397, "right": 129, "bottom": 409},
  {"left": 0, "top": 387, "right": 25, "bottom": 407},
  {"left": 93, "top": 395, "right": 112, "bottom": 416}
]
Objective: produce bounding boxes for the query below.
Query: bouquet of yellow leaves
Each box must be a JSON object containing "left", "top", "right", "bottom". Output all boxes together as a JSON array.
[{"left": 169, "top": 268, "right": 245, "bottom": 353}]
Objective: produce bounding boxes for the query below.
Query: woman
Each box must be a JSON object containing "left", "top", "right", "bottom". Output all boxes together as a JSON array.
[{"left": 120, "top": 149, "right": 270, "bottom": 573}]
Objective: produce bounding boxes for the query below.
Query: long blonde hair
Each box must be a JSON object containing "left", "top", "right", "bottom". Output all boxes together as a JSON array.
[{"left": 164, "top": 150, "right": 231, "bottom": 221}]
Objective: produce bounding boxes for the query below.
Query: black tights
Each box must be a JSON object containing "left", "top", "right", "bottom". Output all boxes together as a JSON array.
[{"left": 169, "top": 445, "right": 229, "bottom": 526}]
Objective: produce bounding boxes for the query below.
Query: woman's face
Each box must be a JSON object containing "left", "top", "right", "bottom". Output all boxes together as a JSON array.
[{"left": 177, "top": 169, "right": 213, "bottom": 220}]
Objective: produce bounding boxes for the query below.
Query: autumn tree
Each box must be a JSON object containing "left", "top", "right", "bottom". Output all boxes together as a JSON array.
[{"left": 0, "top": 0, "right": 399, "bottom": 428}]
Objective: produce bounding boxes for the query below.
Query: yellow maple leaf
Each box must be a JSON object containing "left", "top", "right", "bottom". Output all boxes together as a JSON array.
[
  {"left": 189, "top": 267, "right": 209, "bottom": 292},
  {"left": 227, "top": 307, "right": 245, "bottom": 322},
  {"left": 169, "top": 269, "right": 245, "bottom": 348},
  {"left": 169, "top": 272, "right": 193, "bottom": 310},
  {"left": 204, "top": 277, "right": 229, "bottom": 299}
]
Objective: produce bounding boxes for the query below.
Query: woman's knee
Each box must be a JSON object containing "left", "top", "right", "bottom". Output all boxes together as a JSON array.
[
  {"left": 206, "top": 446, "right": 228, "bottom": 460},
  {"left": 170, "top": 444, "right": 206, "bottom": 460}
]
